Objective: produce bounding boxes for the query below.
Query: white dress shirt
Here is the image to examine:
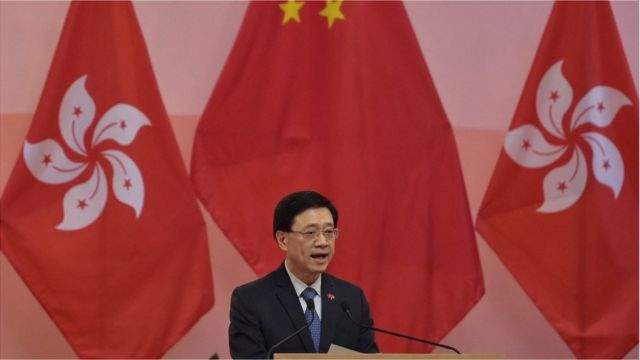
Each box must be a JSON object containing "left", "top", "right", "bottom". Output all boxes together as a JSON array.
[{"left": 285, "top": 260, "right": 322, "bottom": 320}]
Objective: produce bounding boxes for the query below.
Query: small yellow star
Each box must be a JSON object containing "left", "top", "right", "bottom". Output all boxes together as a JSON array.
[
  {"left": 279, "top": 0, "right": 305, "bottom": 25},
  {"left": 319, "top": 0, "right": 345, "bottom": 29}
]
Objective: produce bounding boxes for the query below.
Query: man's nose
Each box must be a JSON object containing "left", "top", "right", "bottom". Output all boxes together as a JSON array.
[{"left": 314, "top": 233, "right": 329, "bottom": 246}]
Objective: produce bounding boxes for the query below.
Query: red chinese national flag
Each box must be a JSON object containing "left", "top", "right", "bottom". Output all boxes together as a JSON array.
[
  {"left": 0, "top": 2, "right": 213, "bottom": 358},
  {"left": 477, "top": 2, "right": 638, "bottom": 358},
  {"left": 192, "top": 1, "right": 483, "bottom": 352}
]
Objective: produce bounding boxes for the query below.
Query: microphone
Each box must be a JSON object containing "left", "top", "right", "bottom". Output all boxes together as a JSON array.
[
  {"left": 267, "top": 299, "right": 316, "bottom": 359},
  {"left": 340, "top": 301, "right": 461, "bottom": 354}
]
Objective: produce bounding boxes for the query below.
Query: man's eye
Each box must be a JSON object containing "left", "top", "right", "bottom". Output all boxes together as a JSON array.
[{"left": 303, "top": 231, "right": 316, "bottom": 236}]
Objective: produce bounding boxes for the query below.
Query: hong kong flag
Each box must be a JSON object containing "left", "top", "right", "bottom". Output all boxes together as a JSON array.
[
  {"left": 192, "top": 1, "right": 484, "bottom": 352},
  {"left": 477, "top": 1, "right": 638, "bottom": 358},
  {"left": 0, "top": 2, "right": 213, "bottom": 358}
]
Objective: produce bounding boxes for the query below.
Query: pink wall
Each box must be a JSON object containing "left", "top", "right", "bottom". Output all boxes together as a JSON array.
[{"left": 1, "top": 1, "right": 637, "bottom": 358}]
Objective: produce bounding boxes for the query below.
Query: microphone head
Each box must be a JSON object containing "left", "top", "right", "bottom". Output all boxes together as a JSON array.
[
  {"left": 306, "top": 298, "right": 315, "bottom": 310},
  {"left": 340, "top": 300, "right": 351, "bottom": 312}
]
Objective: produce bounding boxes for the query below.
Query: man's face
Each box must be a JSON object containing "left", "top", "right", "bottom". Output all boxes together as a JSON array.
[{"left": 277, "top": 207, "right": 336, "bottom": 285}]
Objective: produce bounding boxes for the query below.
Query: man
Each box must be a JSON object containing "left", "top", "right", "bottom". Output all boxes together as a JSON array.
[{"left": 229, "top": 191, "right": 379, "bottom": 358}]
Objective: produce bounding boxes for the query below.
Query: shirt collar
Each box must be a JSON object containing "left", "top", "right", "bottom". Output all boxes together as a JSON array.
[{"left": 284, "top": 260, "right": 322, "bottom": 297}]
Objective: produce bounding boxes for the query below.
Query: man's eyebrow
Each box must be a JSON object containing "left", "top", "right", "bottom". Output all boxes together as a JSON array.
[{"left": 301, "top": 222, "right": 334, "bottom": 230}]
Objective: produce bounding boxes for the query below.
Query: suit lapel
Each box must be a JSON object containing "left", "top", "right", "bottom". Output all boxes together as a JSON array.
[
  {"left": 319, "top": 273, "right": 339, "bottom": 352},
  {"left": 274, "top": 263, "right": 316, "bottom": 353}
]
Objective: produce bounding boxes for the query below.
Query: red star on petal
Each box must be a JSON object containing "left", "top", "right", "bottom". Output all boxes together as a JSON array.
[
  {"left": 522, "top": 139, "right": 532, "bottom": 151},
  {"left": 123, "top": 178, "right": 133, "bottom": 190},
  {"left": 77, "top": 199, "right": 88, "bottom": 210},
  {"left": 73, "top": 106, "right": 83, "bottom": 118},
  {"left": 602, "top": 159, "right": 611, "bottom": 171},
  {"left": 42, "top": 154, "right": 53, "bottom": 166},
  {"left": 549, "top": 91, "right": 560, "bottom": 102},
  {"left": 596, "top": 101, "right": 605, "bottom": 112},
  {"left": 557, "top": 181, "right": 568, "bottom": 192},
  {"left": 119, "top": 120, "right": 127, "bottom": 130}
]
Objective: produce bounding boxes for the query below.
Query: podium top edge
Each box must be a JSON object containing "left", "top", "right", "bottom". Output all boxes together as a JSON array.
[{"left": 274, "top": 354, "right": 504, "bottom": 359}]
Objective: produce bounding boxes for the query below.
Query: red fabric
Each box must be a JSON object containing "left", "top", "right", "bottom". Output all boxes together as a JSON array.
[
  {"left": 477, "top": 2, "right": 638, "bottom": 358},
  {"left": 192, "top": 1, "right": 483, "bottom": 352},
  {"left": 0, "top": 2, "right": 213, "bottom": 358}
]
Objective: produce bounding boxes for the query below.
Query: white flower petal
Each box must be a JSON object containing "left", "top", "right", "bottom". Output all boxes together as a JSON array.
[
  {"left": 504, "top": 124, "right": 567, "bottom": 168},
  {"left": 59, "top": 75, "right": 95, "bottom": 156},
  {"left": 582, "top": 132, "right": 624, "bottom": 198},
  {"left": 536, "top": 61, "right": 572, "bottom": 140},
  {"left": 92, "top": 104, "right": 151, "bottom": 147},
  {"left": 570, "top": 86, "right": 632, "bottom": 131},
  {"left": 538, "top": 147, "right": 588, "bottom": 213},
  {"left": 57, "top": 164, "right": 108, "bottom": 231},
  {"left": 102, "top": 150, "right": 144, "bottom": 217},
  {"left": 23, "top": 140, "right": 88, "bottom": 184}
]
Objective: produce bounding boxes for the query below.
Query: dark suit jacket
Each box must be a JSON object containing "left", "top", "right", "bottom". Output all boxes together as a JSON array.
[{"left": 229, "top": 263, "right": 379, "bottom": 358}]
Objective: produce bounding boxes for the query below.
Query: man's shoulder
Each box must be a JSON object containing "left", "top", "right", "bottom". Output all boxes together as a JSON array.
[{"left": 233, "top": 266, "right": 282, "bottom": 296}]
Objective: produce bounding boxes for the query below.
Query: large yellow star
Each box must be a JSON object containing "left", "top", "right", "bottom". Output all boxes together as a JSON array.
[
  {"left": 279, "top": 0, "right": 305, "bottom": 25},
  {"left": 319, "top": 0, "right": 346, "bottom": 29}
]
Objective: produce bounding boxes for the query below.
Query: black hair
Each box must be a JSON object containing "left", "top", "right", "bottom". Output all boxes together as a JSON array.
[{"left": 273, "top": 191, "right": 338, "bottom": 238}]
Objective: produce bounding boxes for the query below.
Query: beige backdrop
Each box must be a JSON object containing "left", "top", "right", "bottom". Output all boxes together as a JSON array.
[{"left": 1, "top": 1, "right": 638, "bottom": 358}]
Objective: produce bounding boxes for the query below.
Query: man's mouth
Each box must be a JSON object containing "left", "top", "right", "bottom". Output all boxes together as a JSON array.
[{"left": 311, "top": 254, "right": 329, "bottom": 261}]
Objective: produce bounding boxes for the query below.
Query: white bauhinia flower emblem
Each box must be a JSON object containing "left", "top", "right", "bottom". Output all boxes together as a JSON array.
[
  {"left": 504, "top": 61, "right": 631, "bottom": 213},
  {"left": 23, "top": 75, "right": 151, "bottom": 230}
]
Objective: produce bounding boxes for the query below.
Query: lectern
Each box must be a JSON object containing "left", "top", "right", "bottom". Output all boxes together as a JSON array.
[{"left": 275, "top": 354, "right": 502, "bottom": 359}]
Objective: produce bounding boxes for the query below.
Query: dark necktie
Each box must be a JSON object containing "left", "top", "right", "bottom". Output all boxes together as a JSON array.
[{"left": 301, "top": 287, "right": 321, "bottom": 352}]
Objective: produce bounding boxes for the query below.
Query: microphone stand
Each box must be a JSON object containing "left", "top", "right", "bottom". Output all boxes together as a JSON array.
[
  {"left": 267, "top": 299, "right": 316, "bottom": 359},
  {"left": 341, "top": 301, "right": 461, "bottom": 354}
]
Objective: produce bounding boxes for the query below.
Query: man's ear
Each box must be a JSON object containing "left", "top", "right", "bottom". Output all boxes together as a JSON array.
[{"left": 275, "top": 230, "right": 287, "bottom": 251}]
